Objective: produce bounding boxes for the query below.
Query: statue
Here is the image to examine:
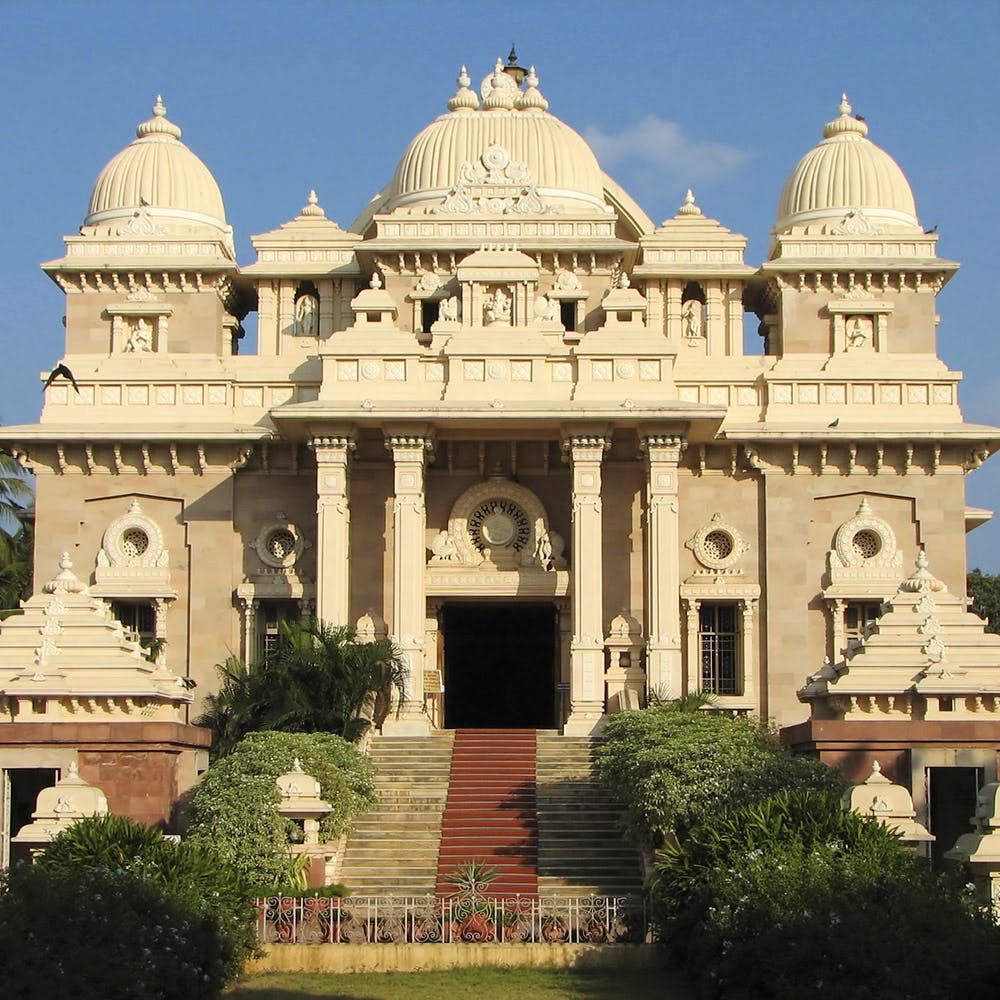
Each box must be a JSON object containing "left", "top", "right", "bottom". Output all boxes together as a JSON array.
[
  {"left": 430, "top": 530, "right": 458, "bottom": 562},
  {"left": 847, "top": 316, "right": 870, "bottom": 349},
  {"left": 534, "top": 294, "right": 558, "bottom": 323},
  {"left": 125, "top": 318, "right": 153, "bottom": 352},
  {"left": 484, "top": 287, "right": 511, "bottom": 325},
  {"left": 534, "top": 530, "right": 554, "bottom": 571},
  {"left": 440, "top": 295, "right": 461, "bottom": 322},
  {"left": 295, "top": 293, "right": 318, "bottom": 336},
  {"left": 682, "top": 299, "right": 703, "bottom": 339}
]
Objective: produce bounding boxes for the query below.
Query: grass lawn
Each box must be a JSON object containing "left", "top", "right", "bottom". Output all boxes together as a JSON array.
[{"left": 228, "top": 965, "right": 693, "bottom": 999}]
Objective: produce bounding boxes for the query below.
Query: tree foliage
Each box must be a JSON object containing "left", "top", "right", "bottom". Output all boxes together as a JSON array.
[
  {"left": 0, "top": 521, "right": 33, "bottom": 612},
  {"left": 196, "top": 619, "right": 407, "bottom": 758},
  {"left": 968, "top": 568, "right": 1000, "bottom": 634},
  {"left": 185, "top": 730, "right": 376, "bottom": 892}
]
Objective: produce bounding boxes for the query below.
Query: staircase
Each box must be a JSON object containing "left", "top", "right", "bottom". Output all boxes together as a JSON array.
[
  {"left": 337, "top": 732, "right": 454, "bottom": 896},
  {"left": 434, "top": 729, "right": 538, "bottom": 896},
  {"left": 338, "top": 729, "right": 643, "bottom": 900},
  {"left": 536, "top": 733, "right": 644, "bottom": 896}
]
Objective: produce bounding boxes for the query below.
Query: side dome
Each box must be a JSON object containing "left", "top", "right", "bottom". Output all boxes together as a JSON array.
[
  {"left": 379, "top": 62, "right": 611, "bottom": 217},
  {"left": 775, "top": 95, "right": 919, "bottom": 235},
  {"left": 85, "top": 97, "right": 228, "bottom": 235}
]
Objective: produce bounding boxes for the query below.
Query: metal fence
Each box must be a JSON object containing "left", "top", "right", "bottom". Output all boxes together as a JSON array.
[{"left": 254, "top": 893, "right": 652, "bottom": 945}]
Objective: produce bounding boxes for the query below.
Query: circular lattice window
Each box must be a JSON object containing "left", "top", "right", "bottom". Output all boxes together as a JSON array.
[
  {"left": 686, "top": 514, "right": 747, "bottom": 571},
  {"left": 253, "top": 520, "right": 307, "bottom": 569},
  {"left": 267, "top": 529, "right": 297, "bottom": 561},
  {"left": 120, "top": 528, "right": 149, "bottom": 559},
  {"left": 703, "top": 530, "right": 734, "bottom": 561},
  {"left": 851, "top": 529, "right": 882, "bottom": 560}
]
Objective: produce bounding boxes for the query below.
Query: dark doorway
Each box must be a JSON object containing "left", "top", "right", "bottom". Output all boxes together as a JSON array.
[
  {"left": 5, "top": 768, "right": 58, "bottom": 867},
  {"left": 928, "top": 766, "right": 982, "bottom": 869},
  {"left": 443, "top": 603, "right": 557, "bottom": 729}
]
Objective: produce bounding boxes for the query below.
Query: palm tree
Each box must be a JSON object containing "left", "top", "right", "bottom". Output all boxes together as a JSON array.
[
  {"left": 196, "top": 619, "right": 407, "bottom": 758},
  {"left": 0, "top": 450, "right": 32, "bottom": 565},
  {"left": 0, "top": 522, "right": 33, "bottom": 614}
]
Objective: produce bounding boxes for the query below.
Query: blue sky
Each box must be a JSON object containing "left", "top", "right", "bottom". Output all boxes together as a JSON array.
[{"left": 1, "top": 0, "right": 998, "bottom": 569}]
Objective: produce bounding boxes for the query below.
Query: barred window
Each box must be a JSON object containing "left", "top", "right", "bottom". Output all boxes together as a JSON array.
[
  {"left": 699, "top": 603, "right": 740, "bottom": 696},
  {"left": 111, "top": 600, "right": 155, "bottom": 643}
]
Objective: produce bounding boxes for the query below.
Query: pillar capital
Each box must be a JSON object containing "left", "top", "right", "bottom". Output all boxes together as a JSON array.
[
  {"left": 561, "top": 430, "right": 612, "bottom": 464},
  {"left": 639, "top": 431, "right": 687, "bottom": 465},
  {"left": 309, "top": 431, "right": 357, "bottom": 460}
]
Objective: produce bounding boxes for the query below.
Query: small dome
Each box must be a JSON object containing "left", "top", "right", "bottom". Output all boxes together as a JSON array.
[
  {"left": 775, "top": 95, "right": 919, "bottom": 235},
  {"left": 85, "top": 97, "right": 228, "bottom": 233},
  {"left": 380, "top": 62, "right": 609, "bottom": 216}
]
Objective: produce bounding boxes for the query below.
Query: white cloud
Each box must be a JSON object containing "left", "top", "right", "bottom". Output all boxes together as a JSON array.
[{"left": 583, "top": 115, "right": 748, "bottom": 184}]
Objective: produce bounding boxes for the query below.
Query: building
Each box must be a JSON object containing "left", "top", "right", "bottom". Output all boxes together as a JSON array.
[{"left": 1, "top": 57, "right": 998, "bottom": 863}]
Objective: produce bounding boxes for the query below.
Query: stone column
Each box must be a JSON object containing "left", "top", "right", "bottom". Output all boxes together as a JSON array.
[
  {"left": 384, "top": 432, "right": 434, "bottom": 735},
  {"left": 311, "top": 434, "right": 355, "bottom": 627},
  {"left": 563, "top": 432, "right": 611, "bottom": 735},
  {"left": 239, "top": 596, "right": 258, "bottom": 665},
  {"left": 642, "top": 433, "right": 686, "bottom": 698}
]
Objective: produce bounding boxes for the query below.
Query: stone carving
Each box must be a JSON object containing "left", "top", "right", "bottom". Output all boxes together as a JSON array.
[
  {"left": 439, "top": 295, "right": 461, "bottom": 322},
  {"left": 125, "top": 318, "right": 153, "bottom": 352},
  {"left": 846, "top": 315, "right": 873, "bottom": 349},
  {"left": 534, "top": 530, "right": 554, "bottom": 570},
  {"left": 416, "top": 272, "right": 440, "bottom": 295},
  {"left": 294, "top": 293, "right": 318, "bottom": 336},
  {"left": 829, "top": 208, "right": 883, "bottom": 236},
  {"left": 434, "top": 143, "right": 553, "bottom": 216},
  {"left": 429, "top": 529, "right": 459, "bottom": 563},
  {"left": 682, "top": 299, "right": 704, "bottom": 340},
  {"left": 251, "top": 518, "right": 310, "bottom": 571},
  {"left": 484, "top": 288, "right": 511, "bottom": 325},
  {"left": 97, "top": 500, "right": 169, "bottom": 573},
  {"left": 830, "top": 498, "right": 901, "bottom": 572},
  {"left": 115, "top": 207, "right": 167, "bottom": 237},
  {"left": 555, "top": 270, "right": 581, "bottom": 292},
  {"left": 534, "top": 294, "right": 559, "bottom": 323}
]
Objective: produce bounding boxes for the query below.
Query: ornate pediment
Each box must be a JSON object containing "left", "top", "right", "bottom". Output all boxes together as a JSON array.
[{"left": 433, "top": 144, "right": 554, "bottom": 216}]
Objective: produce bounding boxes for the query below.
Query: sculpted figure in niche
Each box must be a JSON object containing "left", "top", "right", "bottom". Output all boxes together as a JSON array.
[
  {"left": 534, "top": 294, "right": 558, "bottom": 323},
  {"left": 440, "top": 295, "right": 461, "bottom": 322},
  {"left": 846, "top": 315, "right": 872, "bottom": 349},
  {"left": 429, "top": 529, "right": 458, "bottom": 562},
  {"left": 295, "top": 293, "right": 319, "bottom": 336},
  {"left": 534, "top": 530, "right": 554, "bottom": 571},
  {"left": 682, "top": 299, "right": 704, "bottom": 340},
  {"left": 484, "top": 288, "right": 511, "bottom": 325},
  {"left": 125, "top": 318, "right": 153, "bottom": 352}
]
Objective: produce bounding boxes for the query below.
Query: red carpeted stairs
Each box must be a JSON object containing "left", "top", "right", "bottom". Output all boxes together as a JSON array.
[{"left": 434, "top": 729, "right": 539, "bottom": 896}]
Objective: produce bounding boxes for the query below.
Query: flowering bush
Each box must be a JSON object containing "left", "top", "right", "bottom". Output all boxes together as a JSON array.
[
  {"left": 185, "top": 730, "right": 375, "bottom": 891},
  {"left": 594, "top": 705, "right": 843, "bottom": 848},
  {"left": 0, "top": 863, "right": 239, "bottom": 999},
  {"left": 654, "top": 789, "right": 1000, "bottom": 999}
]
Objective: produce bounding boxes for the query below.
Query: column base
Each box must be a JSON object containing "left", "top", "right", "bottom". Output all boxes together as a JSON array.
[
  {"left": 563, "top": 711, "right": 609, "bottom": 737},
  {"left": 379, "top": 715, "right": 432, "bottom": 737}
]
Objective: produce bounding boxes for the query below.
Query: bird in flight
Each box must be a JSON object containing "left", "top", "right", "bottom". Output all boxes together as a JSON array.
[{"left": 42, "top": 363, "right": 80, "bottom": 394}]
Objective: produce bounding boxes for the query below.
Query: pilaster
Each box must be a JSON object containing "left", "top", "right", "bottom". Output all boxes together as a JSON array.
[
  {"left": 563, "top": 432, "right": 611, "bottom": 735},
  {"left": 311, "top": 434, "right": 356, "bottom": 627},
  {"left": 383, "top": 431, "right": 434, "bottom": 735},
  {"left": 642, "top": 432, "right": 686, "bottom": 698}
]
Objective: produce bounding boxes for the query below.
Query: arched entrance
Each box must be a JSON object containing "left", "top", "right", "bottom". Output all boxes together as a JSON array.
[{"left": 442, "top": 602, "right": 558, "bottom": 729}]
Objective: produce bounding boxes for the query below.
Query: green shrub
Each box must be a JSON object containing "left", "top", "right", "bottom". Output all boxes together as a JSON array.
[
  {"left": 185, "top": 730, "right": 375, "bottom": 891},
  {"left": 33, "top": 813, "right": 256, "bottom": 987},
  {"left": 594, "top": 706, "right": 843, "bottom": 848},
  {"left": 653, "top": 789, "right": 1000, "bottom": 999},
  {"left": 0, "top": 863, "right": 238, "bottom": 999}
]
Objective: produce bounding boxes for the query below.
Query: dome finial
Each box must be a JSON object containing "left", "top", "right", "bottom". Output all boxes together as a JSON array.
[
  {"left": 823, "top": 92, "right": 868, "bottom": 139},
  {"left": 677, "top": 188, "right": 702, "bottom": 216},
  {"left": 136, "top": 96, "right": 182, "bottom": 140},
  {"left": 300, "top": 189, "right": 325, "bottom": 218},
  {"left": 483, "top": 57, "right": 516, "bottom": 111},
  {"left": 504, "top": 44, "right": 527, "bottom": 86},
  {"left": 516, "top": 65, "right": 548, "bottom": 111},
  {"left": 448, "top": 64, "right": 479, "bottom": 112}
]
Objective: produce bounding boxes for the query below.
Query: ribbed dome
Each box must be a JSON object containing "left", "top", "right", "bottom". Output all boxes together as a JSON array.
[
  {"left": 775, "top": 95, "right": 919, "bottom": 234},
  {"left": 381, "top": 62, "right": 610, "bottom": 216},
  {"left": 85, "top": 97, "right": 228, "bottom": 233}
]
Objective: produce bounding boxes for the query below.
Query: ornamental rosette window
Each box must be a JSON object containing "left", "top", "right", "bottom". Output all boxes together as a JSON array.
[{"left": 685, "top": 512, "right": 749, "bottom": 574}]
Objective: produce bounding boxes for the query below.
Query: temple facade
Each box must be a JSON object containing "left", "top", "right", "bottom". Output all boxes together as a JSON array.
[{"left": 2, "top": 58, "right": 998, "bottom": 862}]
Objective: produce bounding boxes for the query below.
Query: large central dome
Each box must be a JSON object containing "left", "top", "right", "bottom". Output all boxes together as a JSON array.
[{"left": 373, "top": 61, "right": 612, "bottom": 218}]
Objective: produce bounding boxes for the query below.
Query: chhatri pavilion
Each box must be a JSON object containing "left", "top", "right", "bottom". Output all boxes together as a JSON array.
[{"left": 1, "top": 55, "right": 998, "bottom": 862}]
